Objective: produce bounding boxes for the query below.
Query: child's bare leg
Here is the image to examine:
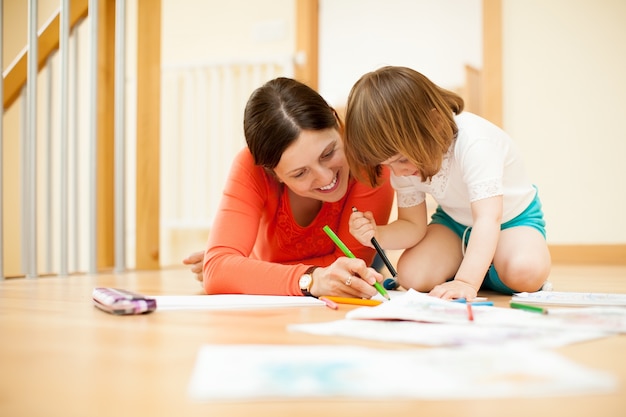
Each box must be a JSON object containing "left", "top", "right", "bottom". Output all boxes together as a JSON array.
[
  {"left": 396, "top": 224, "right": 463, "bottom": 292},
  {"left": 493, "top": 226, "right": 551, "bottom": 292}
]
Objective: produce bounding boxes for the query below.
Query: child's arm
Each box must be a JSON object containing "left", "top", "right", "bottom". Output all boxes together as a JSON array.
[
  {"left": 349, "top": 202, "right": 429, "bottom": 250},
  {"left": 430, "top": 196, "right": 503, "bottom": 299}
]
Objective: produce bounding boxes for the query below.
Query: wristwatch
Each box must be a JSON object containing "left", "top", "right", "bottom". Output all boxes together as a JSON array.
[{"left": 299, "top": 266, "right": 318, "bottom": 297}]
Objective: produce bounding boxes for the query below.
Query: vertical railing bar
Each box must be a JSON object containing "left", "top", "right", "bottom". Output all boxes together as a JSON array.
[
  {"left": 59, "top": 0, "right": 70, "bottom": 276},
  {"left": 114, "top": 0, "right": 126, "bottom": 273},
  {"left": 180, "top": 71, "right": 193, "bottom": 221},
  {"left": 0, "top": 0, "right": 4, "bottom": 280},
  {"left": 26, "top": 0, "right": 38, "bottom": 279},
  {"left": 20, "top": 88, "right": 27, "bottom": 276},
  {"left": 88, "top": 0, "right": 98, "bottom": 274},
  {"left": 45, "top": 58, "right": 53, "bottom": 273},
  {"left": 71, "top": 26, "right": 80, "bottom": 273}
]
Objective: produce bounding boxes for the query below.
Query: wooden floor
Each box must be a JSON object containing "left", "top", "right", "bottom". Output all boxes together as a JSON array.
[
  {"left": 479, "top": 263, "right": 626, "bottom": 307},
  {"left": 530, "top": 263, "right": 626, "bottom": 292},
  {"left": 0, "top": 263, "right": 624, "bottom": 417},
  {"left": 380, "top": 250, "right": 626, "bottom": 295}
]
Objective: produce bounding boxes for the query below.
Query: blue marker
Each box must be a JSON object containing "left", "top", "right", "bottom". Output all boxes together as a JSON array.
[{"left": 452, "top": 298, "right": 494, "bottom": 306}]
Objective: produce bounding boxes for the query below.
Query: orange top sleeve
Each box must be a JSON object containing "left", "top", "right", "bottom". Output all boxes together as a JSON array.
[{"left": 202, "top": 148, "right": 394, "bottom": 295}]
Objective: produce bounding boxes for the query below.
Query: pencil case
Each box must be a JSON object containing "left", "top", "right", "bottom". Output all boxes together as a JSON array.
[{"left": 92, "top": 287, "right": 157, "bottom": 315}]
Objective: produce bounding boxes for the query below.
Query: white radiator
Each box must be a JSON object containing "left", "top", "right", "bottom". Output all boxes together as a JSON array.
[{"left": 160, "top": 58, "right": 294, "bottom": 264}]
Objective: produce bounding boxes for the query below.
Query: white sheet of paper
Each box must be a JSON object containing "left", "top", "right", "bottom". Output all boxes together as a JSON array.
[
  {"left": 151, "top": 290, "right": 404, "bottom": 311},
  {"left": 512, "top": 291, "right": 626, "bottom": 306},
  {"left": 288, "top": 319, "right": 610, "bottom": 348},
  {"left": 347, "top": 289, "right": 626, "bottom": 334},
  {"left": 151, "top": 294, "right": 324, "bottom": 310},
  {"left": 289, "top": 289, "right": 620, "bottom": 348},
  {"left": 187, "top": 344, "right": 617, "bottom": 401},
  {"left": 545, "top": 306, "right": 626, "bottom": 333},
  {"left": 346, "top": 289, "right": 535, "bottom": 325}
]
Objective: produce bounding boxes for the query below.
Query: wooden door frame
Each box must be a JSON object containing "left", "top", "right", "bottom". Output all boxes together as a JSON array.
[
  {"left": 295, "top": 0, "right": 319, "bottom": 90},
  {"left": 482, "top": 0, "right": 503, "bottom": 127},
  {"left": 135, "top": 0, "right": 161, "bottom": 269}
]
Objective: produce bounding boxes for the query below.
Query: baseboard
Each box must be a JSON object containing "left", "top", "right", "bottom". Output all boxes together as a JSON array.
[{"left": 549, "top": 244, "right": 626, "bottom": 265}]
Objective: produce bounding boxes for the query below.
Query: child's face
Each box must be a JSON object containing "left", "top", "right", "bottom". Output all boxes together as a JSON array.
[
  {"left": 381, "top": 154, "right": 419, "bottom": 177},
  {"left": 273, "top": 128, "right": 350, "bottom": 203}
]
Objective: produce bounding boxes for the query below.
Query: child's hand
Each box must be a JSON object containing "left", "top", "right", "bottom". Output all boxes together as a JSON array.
[
  {"left": 349, "top": 209, "right": 376, "bottom": 247},
  {"left": 428, "top": 280, "right": 478, "bottom": 301}
]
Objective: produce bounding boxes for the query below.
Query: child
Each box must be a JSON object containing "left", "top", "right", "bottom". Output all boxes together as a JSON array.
[{"left": 344, "top": 66, "right": 551, "bottom": 300}]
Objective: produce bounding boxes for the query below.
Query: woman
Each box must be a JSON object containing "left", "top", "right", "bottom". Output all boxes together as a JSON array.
[{"left": 184, "top": 77, "right": 394, "bottom": 298}]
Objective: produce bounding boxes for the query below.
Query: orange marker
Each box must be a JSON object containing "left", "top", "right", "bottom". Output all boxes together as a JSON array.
[
  {"left": 467, "top": 303, "right": 474, "bottom": 321},
  {"left": 321, "top": 296, "right": 383, "bottom": 307}
]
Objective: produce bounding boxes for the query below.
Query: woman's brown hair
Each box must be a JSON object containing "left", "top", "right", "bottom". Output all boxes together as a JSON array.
[{"left": 244, "top": 77, "right": 340, "bottom": 170}]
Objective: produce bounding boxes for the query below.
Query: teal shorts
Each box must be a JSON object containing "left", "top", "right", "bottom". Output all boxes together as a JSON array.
[{"left": 430, "top": 188, "right": 546, "bottom": 295}]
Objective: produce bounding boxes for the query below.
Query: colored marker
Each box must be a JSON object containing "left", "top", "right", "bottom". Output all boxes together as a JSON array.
[
  {"left": 452, "top": 299, "right": 494, "bottom": 306},
  {"left": 321, "top": 296, "right": 383, "bottom": 307},
  {"left": 370, "top": 237, "right": 397, "bottom": 276},
  {"left": 322, "top": 225, "right": 391, "bottom": 301},
  {"left": 510, "top": 302, "right": 548, "bottom": 315},
  {"left": 323, "top": 225, "right": 355, "bottom": 257},
  {"left": 469, "top": 301, "right": 494, "bottom": 306},
  {"left": 319, "top": 296, "right": 339, "bottom": 310},
  {"left": 466, "top": 303, "right": 474, "bottom": 321}
]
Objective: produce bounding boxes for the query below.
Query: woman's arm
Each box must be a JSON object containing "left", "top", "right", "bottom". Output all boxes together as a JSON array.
[{"left": 202, "top": 150, "right": 304, "bottom": 295}]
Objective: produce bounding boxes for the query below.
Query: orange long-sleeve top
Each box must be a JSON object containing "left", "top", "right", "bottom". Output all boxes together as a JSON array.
[{"left": 203, "top": 148, "right": 394, "bottom": 296}]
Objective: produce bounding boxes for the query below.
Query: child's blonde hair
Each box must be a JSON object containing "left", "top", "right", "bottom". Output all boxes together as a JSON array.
[{"left": 344, "top": 66, "right": 464, "bottom": 187}]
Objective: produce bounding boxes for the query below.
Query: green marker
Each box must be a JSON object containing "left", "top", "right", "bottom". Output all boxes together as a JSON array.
[
  {"left": 509, "top": 302, "right": 548, "bottom": 315},
  {"left": 322, "top": 225, "right": 391, "bottom": 301}
]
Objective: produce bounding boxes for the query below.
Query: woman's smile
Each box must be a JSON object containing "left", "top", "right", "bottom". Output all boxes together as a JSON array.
[{"left": 317, "top": 172, "right": 339, "bottom": 192}]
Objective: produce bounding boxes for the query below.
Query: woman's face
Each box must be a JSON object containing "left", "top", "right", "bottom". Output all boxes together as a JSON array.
[{"left": 273, "top": 128, "right": 350, "bottom": 203}]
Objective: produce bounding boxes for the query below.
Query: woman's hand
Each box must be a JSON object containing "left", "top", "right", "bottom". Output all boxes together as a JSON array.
[
  {"left": 348, "top": 209, "right": 376, "bottom": 247},
  {"left": 309, "top": 257, "right": 383, "bottom": 299},
  {"left": 182, "top": 251, "right": 204, "bottom": 283},
  {"left": 428, "top": 279, "right": 478, "bottom": 301}
]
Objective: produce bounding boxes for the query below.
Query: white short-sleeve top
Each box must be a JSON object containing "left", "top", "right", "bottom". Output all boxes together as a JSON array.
[{"left": 391, "top": 112, "right": 536, "bottom": 226}]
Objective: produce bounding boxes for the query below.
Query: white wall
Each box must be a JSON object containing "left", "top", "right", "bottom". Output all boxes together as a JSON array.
[
  {"left": 318, "top": 0, "right": 482, "bottom": 107},
  {"left": 162, "top": 0, "right": 294, "bottom": 65},
  {"left": 502, "top": 0, "right": 626, "bottom": 244}
]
